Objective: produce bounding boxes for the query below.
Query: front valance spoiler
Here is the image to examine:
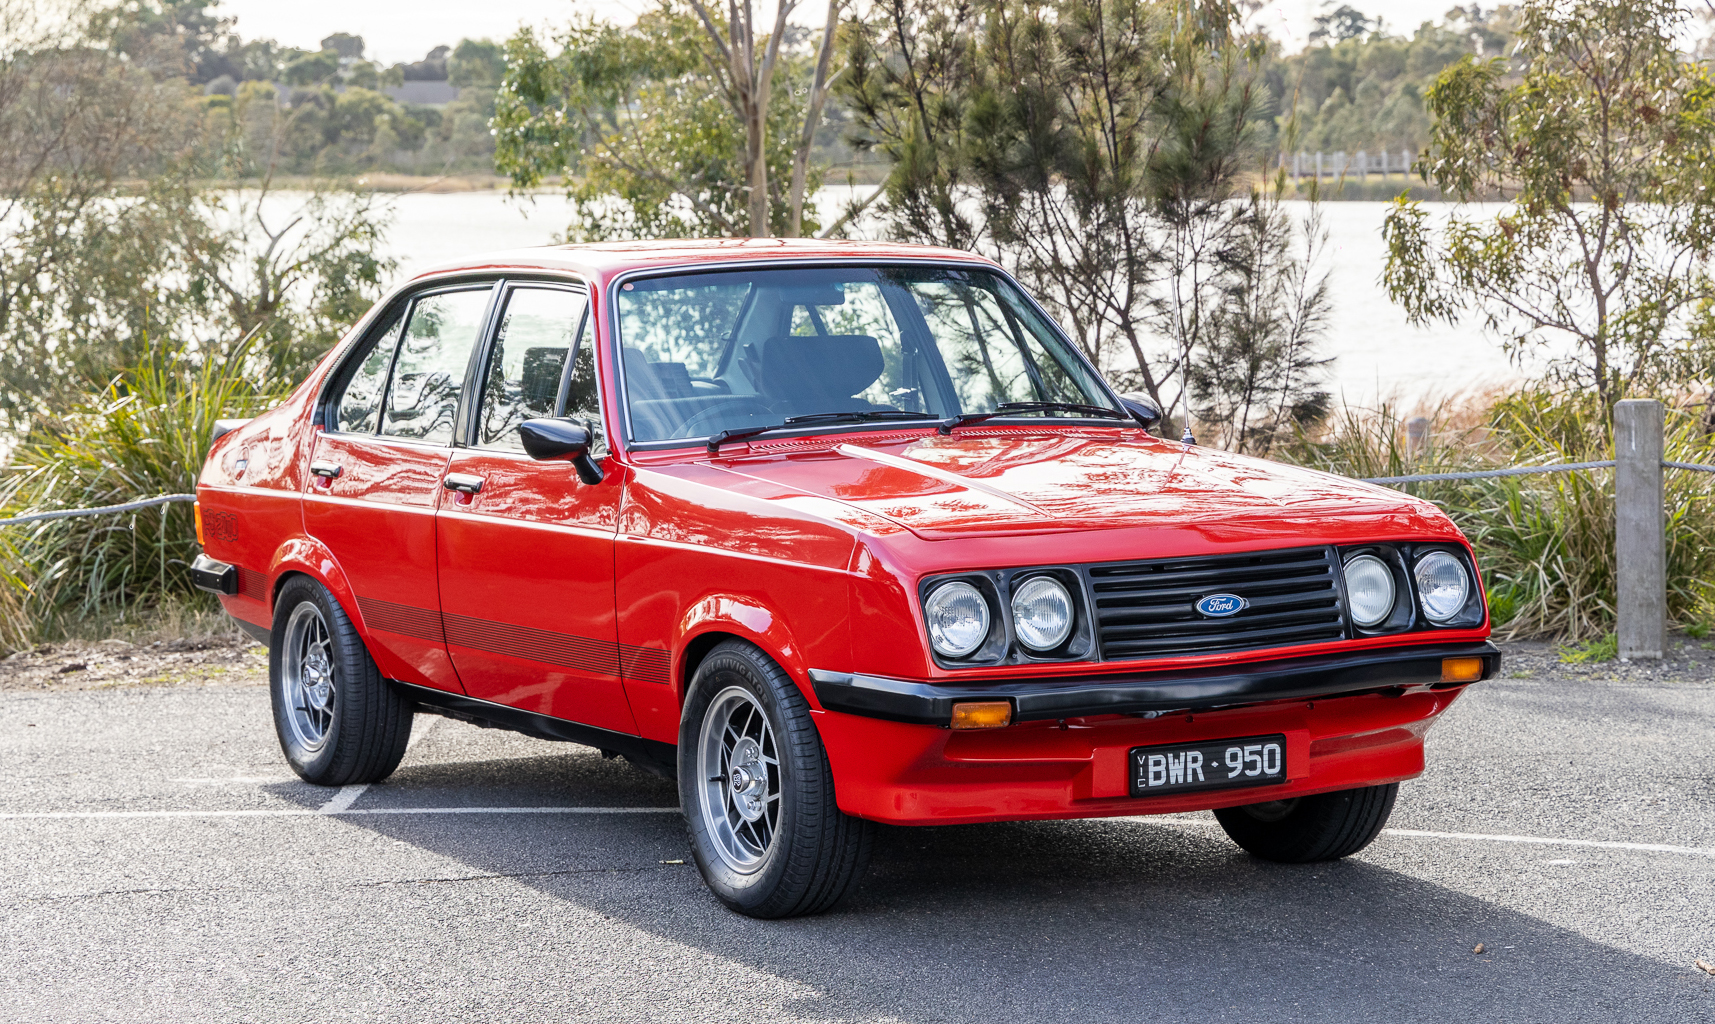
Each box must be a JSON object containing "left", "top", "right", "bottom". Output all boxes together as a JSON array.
[{"left": 808, "top": 641, "right": 1501, "bottom": 727}]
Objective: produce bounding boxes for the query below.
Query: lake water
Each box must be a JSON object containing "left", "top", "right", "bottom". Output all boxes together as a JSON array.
[{"left": 365, "top": 192, "right": 1536, "bottom": 408}]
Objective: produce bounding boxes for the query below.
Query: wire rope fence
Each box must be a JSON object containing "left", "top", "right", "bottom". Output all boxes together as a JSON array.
[{"left": 0, "top": 402, "right": 1701, "bottom": 657}]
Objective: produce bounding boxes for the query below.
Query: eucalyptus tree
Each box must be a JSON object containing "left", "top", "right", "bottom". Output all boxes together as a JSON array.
[
  {"left": 1383, "top": 0, "right": 1715, "bottom": 405},
  {"left": 842, "top": 0, "right": 1332, "bottom": 447},
  {"left": 494, "top": 0, "right": 844, "bottom": 238}
]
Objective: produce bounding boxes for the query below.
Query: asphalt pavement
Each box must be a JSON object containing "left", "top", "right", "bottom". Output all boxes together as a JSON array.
[{"left": 2, "top": 641, "right": 1712, "bottom": 1023}]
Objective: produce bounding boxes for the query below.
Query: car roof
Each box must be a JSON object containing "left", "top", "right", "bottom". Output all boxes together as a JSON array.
[{"left": 408, "top": 237, "right": 998, "bottom": 284}]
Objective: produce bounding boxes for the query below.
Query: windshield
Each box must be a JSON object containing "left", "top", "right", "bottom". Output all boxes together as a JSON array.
[{"left": 614, "top": 264, "right": 1118, "bottom": 443}]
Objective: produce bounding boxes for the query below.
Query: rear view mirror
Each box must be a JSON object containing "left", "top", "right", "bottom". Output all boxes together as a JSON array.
[
  {"left": 1118, "top": 393, "right": 1162, "bottom": 431},
  {"left": 520, "top": 417, "right": 604, "bottom": 485}
]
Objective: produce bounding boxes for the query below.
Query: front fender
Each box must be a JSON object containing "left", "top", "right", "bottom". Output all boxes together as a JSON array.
[{"left": 676, "top": 594, "right": 807, "bottom": 700}]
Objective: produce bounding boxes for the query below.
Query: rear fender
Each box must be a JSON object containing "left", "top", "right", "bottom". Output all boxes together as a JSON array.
[{"left": 271, "top": 536, "right": 362, "bottom": 630}]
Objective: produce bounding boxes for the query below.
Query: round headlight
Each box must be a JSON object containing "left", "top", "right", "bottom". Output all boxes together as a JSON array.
[
  {"left": 925, "top": 581, "right": 991, "bottom": 658},
  {"left": 1414, "top": 550, "right": 1471, "bottom": 622},
  {"left": 1011, "top": 576, "right": 1074, "bottom": 651},
  {"left": 1344, "top": 555, "right": 1396, "bottom": 628}
]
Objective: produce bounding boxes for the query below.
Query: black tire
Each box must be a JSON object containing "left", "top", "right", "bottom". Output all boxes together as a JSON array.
[
  {"left": 1213, "top": 783, "right": 1399, "bottom": 863},
  {"left": 269, "top": 576, "right": 413, "bottom": 786},
  {"left": 679, "top": 640, "right": 873, "bottom": 919}
]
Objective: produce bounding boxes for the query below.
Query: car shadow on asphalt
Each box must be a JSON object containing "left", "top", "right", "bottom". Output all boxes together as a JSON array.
[{"left": 266, "top": 746, "right": 1714, "bottom": 1024}]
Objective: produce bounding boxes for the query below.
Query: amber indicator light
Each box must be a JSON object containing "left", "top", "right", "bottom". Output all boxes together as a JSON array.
[
  {"left": 950, "top": 701, "right": 1012, "bottom": 730},
  {"left": 193, "top": 502, "right": 204, "bottom": 546},
  {"left": 1441, "top": 657, "right": 1483, "bottom": 683}
]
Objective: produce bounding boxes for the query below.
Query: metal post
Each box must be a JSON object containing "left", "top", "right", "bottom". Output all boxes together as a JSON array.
[
  {"left": 1315, "top": 152, "right": 1322, "bottom": 180},
  {"left": 1614, "top": 399, "right": 1665, "bottom": 659},
  {"left": 1358, "top": 150, "right": 1367, "bottom": 182}
]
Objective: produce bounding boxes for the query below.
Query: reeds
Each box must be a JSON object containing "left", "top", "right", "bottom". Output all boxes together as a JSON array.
[{"left": 0, "top": 344, "right": 284, "bottom": 649}]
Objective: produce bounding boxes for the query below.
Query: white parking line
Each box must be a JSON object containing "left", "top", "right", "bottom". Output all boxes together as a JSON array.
[
  {"left": 317, "top": 717, "right": 441, "bottom": 814},
  {"left": 1380, "top": 828, "right": 1715, "bottom": 858},
  {"left": 0, "top": 807, "right": 681, "bottom": 820},
  {"left": 1144, "top": 817, "right": 1715, "bottom": 859},
  {"left": 3, "top": 808, "right": 1710, "bottom": 859}
]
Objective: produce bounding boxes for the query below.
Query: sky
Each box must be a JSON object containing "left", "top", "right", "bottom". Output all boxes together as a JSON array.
[{"left": 216, "top": 0, "right": 1474, "bottom": 66}]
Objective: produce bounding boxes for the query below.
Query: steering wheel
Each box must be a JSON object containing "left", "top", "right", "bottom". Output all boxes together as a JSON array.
[{"left": 676, "top": 398, "right": 774, "bottom": 439}]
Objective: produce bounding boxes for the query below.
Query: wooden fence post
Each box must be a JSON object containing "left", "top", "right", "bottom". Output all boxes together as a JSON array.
[{"left": 1614, "top": 399, "right": 1665, "bottom": 659}]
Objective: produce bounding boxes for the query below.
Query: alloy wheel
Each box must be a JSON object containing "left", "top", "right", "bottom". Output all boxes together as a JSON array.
[
  {"left": 696, "top": 686, "right": 782, "bottom": 873},
  {"left": 281, "top": 602, "right": 336, "bottom": 753}
]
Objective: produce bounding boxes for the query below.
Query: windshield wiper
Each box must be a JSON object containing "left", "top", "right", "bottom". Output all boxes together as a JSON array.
[
  {"left": 706, "top": 410, "right": 948, "bottom": 453},
  {"left": 937, "top": 401, "right": 1128, "bottom": 434}
]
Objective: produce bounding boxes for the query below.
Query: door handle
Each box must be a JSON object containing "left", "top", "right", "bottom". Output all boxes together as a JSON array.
[
  {"left": 310, "top": 461, "right": 342, "bottom": 479},
  {"left": 443, "top": 473, "right": 484, "bottom": 495}
]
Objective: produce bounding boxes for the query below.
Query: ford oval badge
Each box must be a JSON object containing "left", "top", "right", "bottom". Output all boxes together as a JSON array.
[{"left": 1195, "top": 593, "right": 1248, "bottom": 617}]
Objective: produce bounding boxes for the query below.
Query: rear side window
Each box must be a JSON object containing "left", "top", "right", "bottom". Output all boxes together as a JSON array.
[
  {"left": 381, "top": 288, "right": 492, "bottom": 444},
  {"left": 474, "top": 287, "right": 586, "bottom": 451},
  {"left": 335, "top": 309, "right": 404, "bottom": 434}
]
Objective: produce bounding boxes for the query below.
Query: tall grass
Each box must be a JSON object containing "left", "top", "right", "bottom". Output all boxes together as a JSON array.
[
  {"left": 1280, "top": 390, "right": 1715, "bottom": 639},
  {"left": 0, "top": 345, "right": 285, "bottom": 650}
]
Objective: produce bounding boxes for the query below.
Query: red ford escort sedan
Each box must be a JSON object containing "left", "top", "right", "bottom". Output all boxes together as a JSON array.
[{"left": 193, "top": 239, "right": 1497, "bottom": 918}]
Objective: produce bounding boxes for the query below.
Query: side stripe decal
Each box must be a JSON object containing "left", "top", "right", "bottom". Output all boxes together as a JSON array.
[
  {"left": 236, "top": 567, "right": 269, "bottom": 602},
  {"left": 356, "top": 596, "right": 445, "bottom": 643},
  {"left": 443, "top": 612, "right": 621, "bottom": 676},
  {"left": 620, "top": 644, "right": 672, "bottom": 686},
  {"left": 355, "top": 596, "right": 673, "bottom": 685}
]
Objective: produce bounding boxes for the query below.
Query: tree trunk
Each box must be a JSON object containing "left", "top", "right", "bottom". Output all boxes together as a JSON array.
[{"left": 788, "top": 0, "right": 843, "bottom": 237}]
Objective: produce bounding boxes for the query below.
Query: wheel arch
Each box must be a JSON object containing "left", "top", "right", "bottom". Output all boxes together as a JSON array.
[{"left": 269, "top": 536, "right": 364, "bottom": 633}]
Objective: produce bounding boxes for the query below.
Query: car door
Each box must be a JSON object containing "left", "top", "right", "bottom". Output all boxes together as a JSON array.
[
  {"left": 303, "top": 282, "right": 497, "bottom": 694},
  {"left": 434, "top": 282, "right": 637, "bottom": 733}
]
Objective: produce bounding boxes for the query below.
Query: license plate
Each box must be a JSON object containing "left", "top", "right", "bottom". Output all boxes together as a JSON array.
[{"left": 1129, "top": 734, "right": 1288, "bottom": 797}]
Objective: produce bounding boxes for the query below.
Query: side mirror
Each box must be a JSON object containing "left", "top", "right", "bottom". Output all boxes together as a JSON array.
[
  {"left": 1118, "top": 393, "right": 1162, "bottom": 431},
  {"left": 519, "top": 417, "right": 604, "bottom": 485}
]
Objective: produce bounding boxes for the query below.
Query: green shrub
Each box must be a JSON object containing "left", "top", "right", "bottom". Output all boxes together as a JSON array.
[{"left": 0, "top": 345, "right": 285, "bottom": 648}]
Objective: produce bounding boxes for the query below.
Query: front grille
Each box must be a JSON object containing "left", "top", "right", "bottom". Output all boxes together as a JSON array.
[{"left": 1089, "top": 547, "right": 1344, "bottom": 660}]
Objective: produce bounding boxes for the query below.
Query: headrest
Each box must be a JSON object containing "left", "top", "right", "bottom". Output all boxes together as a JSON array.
[
  {"left": 622, "top": 347, "right": 694, "bottom": 400},
  {"left": 520, "top": 347, "right": 567, "bottom": 412},
  {"left": 758, "top": 335, "right": 883, "bottom": 402}
]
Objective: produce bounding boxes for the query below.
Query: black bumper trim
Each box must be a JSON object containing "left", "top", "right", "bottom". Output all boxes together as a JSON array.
[
  {"left": 190, "top": 553, "right": 238, "bottom": 596},
  {"left": 808, "top": 641, "right": 1501, "bottom": 726},
  {"left": 392, "top": 681, "right": 678, "bottom": 779},
  {"left": 235, "top": 618, "right": 271, "bottom": 648}
]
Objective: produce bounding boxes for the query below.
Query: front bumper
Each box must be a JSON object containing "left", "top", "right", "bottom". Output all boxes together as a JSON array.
[
  {"left": 809, "top": 641, "right": 1497, "bottom": 825},
  {"left": 809, "top": 640, "right": 1500, "bottom": 726}
]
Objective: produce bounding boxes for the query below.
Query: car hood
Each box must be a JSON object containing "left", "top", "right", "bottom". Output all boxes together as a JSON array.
[{"left": 712, "top": 430, "right": 1453, "bottom": 543}]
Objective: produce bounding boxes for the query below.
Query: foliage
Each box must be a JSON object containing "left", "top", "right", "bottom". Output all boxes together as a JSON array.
[
  {"left": 0, "top": 343, "right": 288, "bottom": 640},
  {"left": 1559, "top": 632, "right": 1616, "bottom": 662},
  {"left": 1280, "top": 389, "right": 1715, "bottom": 639},
  {"left": 1186, "top": 192, "right": 1332, "bottom": 453},
  {"left": 841, "top": 0, "right": 1332, "bottom": 452},
  {"left": 1261, "top": 5, "right": 1516, "bottom": 155},
  {"left": 1383, "top": 0, "right": 1715, "bottom": 406},
  {"left": 494, "top": 0, "right": 840, "bottom": 239}
]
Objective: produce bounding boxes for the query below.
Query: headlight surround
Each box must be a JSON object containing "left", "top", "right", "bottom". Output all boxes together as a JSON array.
[
  {"left": 1010, "top": 576, "right": 1074, "bottom": 651},
  {"left": 924, "top": 580, "right": 991, "bottom": 658},
  {"left": 1344, "top": 554, "right": 1396, "bottom": 628},
  {"left": 1413, "top": 550, "right": 1471, "bottom": 623}
]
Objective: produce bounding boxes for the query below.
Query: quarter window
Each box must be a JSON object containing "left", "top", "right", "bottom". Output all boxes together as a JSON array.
[
  {"left": 335, "top": 308, "right": 404, "bottom": 434},
  {"left": 474, "top": 287, "right": 587, "bottom": 451},
  {"left": 381, "top": 288, "right": 492, "bottom": 444}
]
